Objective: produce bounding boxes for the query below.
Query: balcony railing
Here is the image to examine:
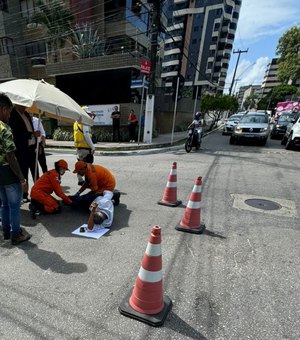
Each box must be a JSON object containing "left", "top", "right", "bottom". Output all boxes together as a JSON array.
[{"left": 45, "top": 49, "right": 144, "bottom": 76}]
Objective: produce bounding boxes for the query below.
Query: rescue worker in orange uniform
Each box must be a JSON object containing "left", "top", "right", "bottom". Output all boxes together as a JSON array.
[
  {"left": 71, "top": 161, "right": 120, "bottom": 208},
  {"left": 29, "top": 160, "right": 72, "bottom": 218}
]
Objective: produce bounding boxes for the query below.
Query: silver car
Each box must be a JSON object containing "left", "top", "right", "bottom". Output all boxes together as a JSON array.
[
  {"left": 230, "top": 113, "right": 270, "bottom": 146},
  {"left": 222, "top": 113, "right": 245, "bottom": 135}
]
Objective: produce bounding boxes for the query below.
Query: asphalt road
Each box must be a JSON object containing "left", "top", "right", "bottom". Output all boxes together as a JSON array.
[{"left": 1, "top": 131, "right": 299, "bottom": 340}]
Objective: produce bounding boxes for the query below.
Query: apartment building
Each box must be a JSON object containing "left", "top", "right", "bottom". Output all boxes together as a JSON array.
[
  {"left": 161, "top": 0, "right": 241, "bottom": 97},
  {"left": 261, "top": 58, "right": 281, "bottom": 96},
  {"left": 0, "top": 0, "right": 151, "bottom": 105}
]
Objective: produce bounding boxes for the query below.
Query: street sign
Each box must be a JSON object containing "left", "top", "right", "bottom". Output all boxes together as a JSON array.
[
  {"left": 130, "top": 79, "right": 149, "bottom": 89},
  {"left": 140, "top": 60, "right": 151, "bottom": 75}
]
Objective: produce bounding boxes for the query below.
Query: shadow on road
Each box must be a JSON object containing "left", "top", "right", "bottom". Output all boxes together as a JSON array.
[{"left": 20, "top": 241, "right": 88, "bottom": 274}]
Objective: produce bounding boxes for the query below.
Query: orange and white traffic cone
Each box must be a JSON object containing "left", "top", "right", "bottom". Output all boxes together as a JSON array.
[
  {"left": 119, "top": 225, "right": 172, "bottom": 327},
  {"left": 175, "top": 176, "right": 206, "bottom": 234},
  {"left": 158, "top": 162, "right": 182, "bottom": 207}
]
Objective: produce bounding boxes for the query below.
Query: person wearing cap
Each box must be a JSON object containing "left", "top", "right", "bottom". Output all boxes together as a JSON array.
[
  {"left": 29, "top": 159, "right": 72, "bottom": 218},
  {"left": 73, "top": 106, "right": 95, "bottom": 185},
  {"left": 71, "top": 161, "right": 120, "bottom": 208},
  {"left": 87, "top": 190, "right": 114, "bottom": 231}
]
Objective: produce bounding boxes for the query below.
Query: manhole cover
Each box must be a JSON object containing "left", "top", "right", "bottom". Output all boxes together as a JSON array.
[{"left": 244, "top": 199, "right": 281, "bottom": 210}]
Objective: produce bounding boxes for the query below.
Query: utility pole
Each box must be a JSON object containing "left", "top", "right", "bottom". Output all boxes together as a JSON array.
[
  {"left": 143, "top": 0, "right": 160, "bottom": 143},
  {"left": 148, "top": 0, "right": 160, "bottom": 95},
  {"left": 229, "top": 49, "right": 248, "bottom": 96}
]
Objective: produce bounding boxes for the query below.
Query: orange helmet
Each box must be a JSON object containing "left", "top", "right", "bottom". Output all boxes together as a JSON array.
[{"left": 56, "top": 159, "right": 69, "bottom": 171}]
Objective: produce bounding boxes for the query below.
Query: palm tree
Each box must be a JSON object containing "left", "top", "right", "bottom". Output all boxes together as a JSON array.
[
  {"left": 29, "top": 0, "right": 74, "bottom": 62},
  {"left": 70, "top": 24, "right": 110, "bottom": 59}
]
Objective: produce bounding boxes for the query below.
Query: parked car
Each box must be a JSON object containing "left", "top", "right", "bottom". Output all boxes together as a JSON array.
[
  {"left": 270, "top": 112, "right": 296, "bottom": 139},
  {"left": 230, "top": 112, "right": 270, "bottom": 145},
  {"left": 222, "top": 112, "right": 246, "bottom": 135},
  {"left": 281, "top": 114, "right": 300, "bottom": 150}
]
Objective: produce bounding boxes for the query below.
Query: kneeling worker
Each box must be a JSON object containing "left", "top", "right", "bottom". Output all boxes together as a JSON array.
[
  {"left": 87, "top": 190, "right": 114, "bottom": 231},
  {"left": 30, "top": 160, "right": 72, "bottom": 218},
  {"left": 71, "top": 161, "right": 120, "bottom": 208}
]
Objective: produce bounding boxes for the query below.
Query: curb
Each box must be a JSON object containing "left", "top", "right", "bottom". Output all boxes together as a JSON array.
[{"left": 45, "top": 126, "right": 222, "bottom": 156}]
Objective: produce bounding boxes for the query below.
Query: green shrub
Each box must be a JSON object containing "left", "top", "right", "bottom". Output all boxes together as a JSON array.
[
  {"left": 175, "top": 121, "right": 190, "bottom": 132},
  {"left": 53, "top": 128, "right": 74, "bottom": 141}
]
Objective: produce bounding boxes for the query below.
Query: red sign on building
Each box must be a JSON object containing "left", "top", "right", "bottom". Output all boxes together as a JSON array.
[{"left": 140, "top": 60, "right": 151, "bottom": 74}]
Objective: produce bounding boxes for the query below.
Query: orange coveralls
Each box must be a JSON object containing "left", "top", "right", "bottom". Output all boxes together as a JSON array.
[
  {"left": 30, "top": 169, "right": 72, "bottom": 213},
  {"left": 85, "top": 164, "right": 116, "bottom": 193}
]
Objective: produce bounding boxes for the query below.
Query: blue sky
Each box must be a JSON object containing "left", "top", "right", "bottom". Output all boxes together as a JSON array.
[{"left": 225, "top": 0, "right": 300, "bottom": 94}]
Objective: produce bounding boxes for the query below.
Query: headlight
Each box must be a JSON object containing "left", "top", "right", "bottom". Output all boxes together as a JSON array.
[
  {"left": 188, "top": 129, "right": 193, "bottom": 134},
  {"left": 235, "top": 127, "right": 242, "bottom": 134},
  {"left": 260, "top": 127, "right": 268, "bottom": 132},
  {"left": 276, "top": 124, "right": 280, "bottom": 128}
]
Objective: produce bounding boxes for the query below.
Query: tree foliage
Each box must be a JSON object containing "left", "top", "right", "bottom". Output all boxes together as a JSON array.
[
  {"left": 243, "top": 93, "right": 259, "bottom": 110},
  {"left": 201, "top": 94, "right": 238, "bottom": 130},
  {"left": 257, "top": 84, "right": 299, "bottom": 110},
  {"left": 30, "top": 0, "right": 74, "bottom": 60},
  {"left": 276, "top": 25, "right": 300, "bottom": 83}
]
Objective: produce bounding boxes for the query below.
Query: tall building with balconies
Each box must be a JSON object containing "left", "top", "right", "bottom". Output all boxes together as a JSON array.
[
  {"left": 261, "top": 58, "right": 281, "bottom": 96},
  {"left": 161, "top": 0, "right": 241, "bottom": 97},
  {"left": 0, "top": 0, "right": 152, "bottom": 105}
]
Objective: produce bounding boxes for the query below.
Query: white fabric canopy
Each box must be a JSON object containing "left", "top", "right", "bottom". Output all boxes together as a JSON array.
[{"left": 0, "top": 79, "right": 93, "bottom": 126}]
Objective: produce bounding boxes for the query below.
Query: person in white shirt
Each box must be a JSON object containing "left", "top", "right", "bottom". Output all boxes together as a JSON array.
[
  {"left": 87, "top": 190, "right": 114, "bottom": 231},
  {"left": 31, "top": 115, "right": 48, "bottom": 173}
]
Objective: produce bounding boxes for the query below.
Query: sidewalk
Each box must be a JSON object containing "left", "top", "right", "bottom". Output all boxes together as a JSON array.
[{"left": 45, "top": 131, "right": 188, "bottom": 155}]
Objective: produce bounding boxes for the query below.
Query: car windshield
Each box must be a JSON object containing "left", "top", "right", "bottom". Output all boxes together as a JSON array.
[
  {"left": 278, "top": 115, "right": 292, "bottom": 123},
  {"left": 228, "top": 115, "right": 241, "bottom": 121},
  {"left": 240, "top": 115, "right": 268, "bottom": 124}
]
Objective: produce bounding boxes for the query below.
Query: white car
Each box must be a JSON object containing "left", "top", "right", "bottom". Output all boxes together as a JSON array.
[
  {"left": 281, "top": 115, "right": 300, "bottom": 150},
  {"left": 222, "top": 112, "right": 246, "bottom": 135}
]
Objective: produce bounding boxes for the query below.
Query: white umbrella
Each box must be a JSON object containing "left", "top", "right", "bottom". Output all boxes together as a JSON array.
[
  {"left": 0, "top": 79, "right": 93, "bottom": 126},
  {"left": 0, "top": 78, "right": 94, "bottom": 181}
]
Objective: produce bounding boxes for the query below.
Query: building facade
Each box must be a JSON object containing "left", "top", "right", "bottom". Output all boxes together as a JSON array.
[
  {"left": 0, "top": 0, "right": 151, "bottom": 105},
  {"left": 161, "top": 0, "right": 241, "bottom": 97},
  {"left": 261, "top": 58, "right": 281, "bottom": 96}
]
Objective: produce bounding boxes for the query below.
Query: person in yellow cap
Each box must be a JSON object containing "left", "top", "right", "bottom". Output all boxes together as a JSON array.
[
  {"left": 73, "top": 106, "right": 96, "bottom": 185},
  {"left": 29, "top": 159, "right": 72, "bottom": 219},
  {"left": 70, "top": 161, "right": 120, "bottom": 208}
]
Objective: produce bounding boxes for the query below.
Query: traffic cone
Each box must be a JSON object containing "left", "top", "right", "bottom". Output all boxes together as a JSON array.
[
  {"left": 158, "top": 162, "right": 182, "bottom": 207},
  {"left": 119, "top": 225, "right": 172, "bottom": 327},
  {"left": 175, "top": 176, "right": 206, "bottom": 234}
]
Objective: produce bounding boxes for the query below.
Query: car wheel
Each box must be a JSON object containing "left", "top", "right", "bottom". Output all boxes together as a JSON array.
[
  {"left": 260, "top": 138, "right": 267, "bottom": 146},
  {"left": 281, "top": 136, "right": 287, "bottom": 145},
  {"left": 229, "top": 136, "right": 235, "bottom": 145},
  {"left": 285, "top": 133, "right": 294, "bottom": 150}
]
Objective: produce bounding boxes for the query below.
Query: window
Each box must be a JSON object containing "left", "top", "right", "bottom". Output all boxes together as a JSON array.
[
  {"left": 20, "top": 0, "right": 34, "bottom": 18},
  {"left": 214, "top": 23, "right": 220, "bottom": 31},
  {"left": 25, "top": 41, "right": 46, "bottom": 58},
  {"left": 194, "top": 26, "right": 199, "bottom": 32},
  {"left": 0, "top": 0, "right": 8, "bottom": 12},
  {"left": 0, "top": 37, "right": 14, "bottom": 55},
  {"left": 192, "top": 39, "right": 197, "bottom": 44}
]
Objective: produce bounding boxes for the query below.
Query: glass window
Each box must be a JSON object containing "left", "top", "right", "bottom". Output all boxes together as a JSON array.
[{"left": 0, "top": 0, "right": 8, "bottom": 12}]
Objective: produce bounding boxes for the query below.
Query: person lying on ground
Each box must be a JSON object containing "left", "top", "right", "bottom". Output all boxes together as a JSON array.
[
  {"left": 29, "top": 159, "right": 72, "bottom": 218},
  {"left": 87, "top": 190, "right": 114, "bottom": 231},
  {"left": 70, "top": 161, "right": 120, "bottom": 208}
]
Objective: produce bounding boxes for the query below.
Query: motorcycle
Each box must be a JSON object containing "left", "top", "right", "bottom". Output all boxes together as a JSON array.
[{"left": 185, "top": 124, "right": 202, "bottom": 153}]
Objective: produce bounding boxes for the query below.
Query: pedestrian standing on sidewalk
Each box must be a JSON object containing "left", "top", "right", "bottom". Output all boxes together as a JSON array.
[
  {"left": 31, "top": 113, "right": 48, "bottom": 173},
  {"left": 128, "top": 109, "right": 138, "bottom": 142},
  {"left": 73, "top": 106, "right": 95, "bottom": 185},
  {"left": 8, "top": 104, "right": 40, "bottom": 202},
  {"left": 0, "top": 93, "right": 31, "bottom": 245},
  {"left": 111, "top": 106, "right": 121, "bottom": 142}
]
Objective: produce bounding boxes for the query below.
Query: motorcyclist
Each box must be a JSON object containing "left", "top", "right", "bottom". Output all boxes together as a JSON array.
[{"left": 188, "top": 111, "right": 203, "bottom": 142}]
